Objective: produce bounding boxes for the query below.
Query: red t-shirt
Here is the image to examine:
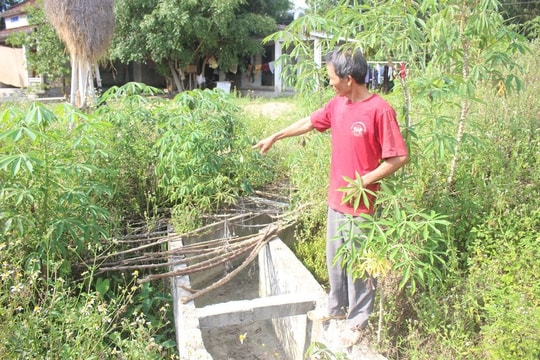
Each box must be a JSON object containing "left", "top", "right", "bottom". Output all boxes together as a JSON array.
[{"left": 310, "top": 94, "right": 408, "bottom": 216}]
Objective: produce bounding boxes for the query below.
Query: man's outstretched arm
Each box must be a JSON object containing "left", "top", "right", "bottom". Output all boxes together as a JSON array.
[{"left": 252, "top": 116, "right": 314, "bottom": 154}]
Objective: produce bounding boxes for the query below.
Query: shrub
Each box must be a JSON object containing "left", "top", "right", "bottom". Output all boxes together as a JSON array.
[
  {"left": 0, "top": 263, "right": 172, "bottom": 359},
  {"left": 468, "top": 209, "right": 540, "bottom": 359},
  {"left": 154, "top": 88, "right": 274, "bottom": 229},
  {"left": 0, "top": 102, "right": 113, "bottom": 278}
]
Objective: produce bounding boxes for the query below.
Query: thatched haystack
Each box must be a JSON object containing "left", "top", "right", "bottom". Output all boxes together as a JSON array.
[{"left": 44, "top": 0, "right": 114, "bottom": 108}]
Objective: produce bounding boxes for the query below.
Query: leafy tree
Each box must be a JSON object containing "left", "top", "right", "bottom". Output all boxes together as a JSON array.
[
  {"left": 111, "top": 0, "right": 290, "bottom": 92},
  {"left": 305, "top": 0, "right": 341, "bottom": 15},
  {"left": 244, "top": 0, "right": 292, "bottom": 23}
]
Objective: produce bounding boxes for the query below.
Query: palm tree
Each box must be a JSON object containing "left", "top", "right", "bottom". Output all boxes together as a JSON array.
[{"left": 43, "top": 0, "right": 114, "bottom": 108}]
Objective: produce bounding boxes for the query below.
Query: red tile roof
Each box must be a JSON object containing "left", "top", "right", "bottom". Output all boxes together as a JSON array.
[{"left": 1, "top": 0, "right": 37, "bottom": 17}]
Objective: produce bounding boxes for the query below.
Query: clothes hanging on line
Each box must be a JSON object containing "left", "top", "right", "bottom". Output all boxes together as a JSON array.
[{"left": 366, "top": 61, "right": 406, "bottom": 93}]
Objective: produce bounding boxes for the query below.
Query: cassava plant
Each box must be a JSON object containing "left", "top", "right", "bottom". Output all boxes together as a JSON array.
[
  {"left": 421, "top": 0, "right": 528, "bottom": 188},
  {"left": 335, "top": 176, "right": 450, "bottom": 343},
  {"left": 0, "top": 102, "right": 113, "bottom": 279},
  {"left": 94, "top": 82, "right": 166, "bottom": 224},
  {"left": 266, "top": 0, "right": 528, "bottom": 190},
  {"left": 154, "top": 88, "right": 272, "bottom": 229}
]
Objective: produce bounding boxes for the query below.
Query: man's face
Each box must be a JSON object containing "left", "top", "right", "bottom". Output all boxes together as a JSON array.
[{"left": 327, "top": 63, "right": 351, "bottom": 97}]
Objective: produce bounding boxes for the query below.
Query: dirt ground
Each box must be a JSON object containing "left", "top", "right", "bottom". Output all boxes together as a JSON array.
[
  {"left": 195, "top": 260, "right": 386, "bottom": 360},
  {"left": 196, "top": 261, "right": 288, "bottom": 360},
  {"left": 242, "top": 101, "right": 297, "bottom": 121}
]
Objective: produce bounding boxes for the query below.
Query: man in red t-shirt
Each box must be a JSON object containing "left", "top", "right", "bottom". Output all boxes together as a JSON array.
[{"left": 253, "top": 48, "right": 408, "bottom": 347}]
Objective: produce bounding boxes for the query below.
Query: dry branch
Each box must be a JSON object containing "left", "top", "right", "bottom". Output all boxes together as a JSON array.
[
  {"left": 96, "top": 225, "right": 263, "bottom": 272},
  {"left": 177, "top": 224, "right": 277, "bottom": 303},
  {"left": 137, "top": 224, "right": 277, "bottom": 284},
  {"left": 89, "top": 197, "right": 293, "bottom": 300},
  {"left": 93, "top": 213, "right": 255, "bottom": 262},
  {"left": 101, "top": 237, "right": 258, "bottom": 275}
]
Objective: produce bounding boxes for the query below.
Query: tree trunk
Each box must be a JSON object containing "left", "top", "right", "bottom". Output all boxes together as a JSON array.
[
  {"left": 78, "top": 59, "right": 87, "bottom": 108},
  {"left": 169, "top": 61, "right": 184, "bottom": 93},
  {"left": 94, "top": 64, "right": 102, "bottom": 89}
]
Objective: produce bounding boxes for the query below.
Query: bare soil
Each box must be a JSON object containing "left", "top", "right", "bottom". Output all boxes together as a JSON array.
[
  {"left": 242, "top": 101, "right": 296, "bottom": 121},
  {"left": 196, "top": 261, "right": 288, "bottom": 360}
]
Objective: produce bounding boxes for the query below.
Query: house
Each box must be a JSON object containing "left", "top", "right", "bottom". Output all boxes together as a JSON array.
[
  {"left": 0, "top": 0, "right": 166, "bottom": 96},
  {"left": 0, "top": 0, "right": 40, "bottom": 89}
]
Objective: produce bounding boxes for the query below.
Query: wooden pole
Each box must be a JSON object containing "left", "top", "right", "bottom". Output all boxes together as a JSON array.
[{"left": 70, "top": 56, "right": 78, "bottom": 107}]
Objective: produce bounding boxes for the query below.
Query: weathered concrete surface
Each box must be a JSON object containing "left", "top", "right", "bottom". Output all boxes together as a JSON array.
[
  {"left": 0, "top": 87, "right": 65, "bottom": 103},
  {"left": 170, "top": 240, "right": 213, "bottom": 360},
  {"left": 259, "top": 238, "right": 388, "bottom": 360},
  {"left": 259, "top": 237, "right": 327, "bottom": 360},
  {"left": 196, "top": 293, "right": 316, "bottom": 329},
  {"left": 311, "top": 317, "right": 388, "bottom": 359}
]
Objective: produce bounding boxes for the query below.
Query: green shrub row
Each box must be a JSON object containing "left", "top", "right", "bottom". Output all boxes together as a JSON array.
[{"left": 0, "top": 84, "right": 274, "bottom": 359}]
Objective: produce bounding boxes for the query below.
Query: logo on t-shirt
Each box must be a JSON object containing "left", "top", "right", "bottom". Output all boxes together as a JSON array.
[{"left": 351, "top": 122, "right": 367, "bottom": 137}]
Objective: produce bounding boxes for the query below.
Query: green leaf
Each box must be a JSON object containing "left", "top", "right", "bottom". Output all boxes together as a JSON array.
[
  {"left": 96, "top": 278, "right": 111, "bottom": 296},
  {"left": 22, "top": 127, "right": 38, "bottom": 142},
  {"left": 399, "top": 265, "right": 411, "bottom": 291}
]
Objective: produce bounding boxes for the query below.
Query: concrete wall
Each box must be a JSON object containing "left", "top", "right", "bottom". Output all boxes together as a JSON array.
[
  {"left": 259, "top": 239, "right": 327, "bottom": 360},
  {"left": 169, "top": 240, "right": 213, "bottom": 359},
  {"left": 170, "top": 213, "right": 326, "bottom": 360}
]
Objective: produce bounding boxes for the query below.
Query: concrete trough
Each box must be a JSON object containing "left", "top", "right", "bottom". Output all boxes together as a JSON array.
[{"left": 170, "top": 211, "right": 387, "bottom": 360}]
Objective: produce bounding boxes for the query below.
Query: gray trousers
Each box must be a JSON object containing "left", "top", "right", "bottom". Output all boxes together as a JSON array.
[{"left": 326, "top": 207, "right": 377, "bottom": 330}]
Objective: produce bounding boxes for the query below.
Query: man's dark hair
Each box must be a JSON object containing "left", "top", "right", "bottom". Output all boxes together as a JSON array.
[{"left": 325, "top": 48, "right": 368, "bottom": 85}]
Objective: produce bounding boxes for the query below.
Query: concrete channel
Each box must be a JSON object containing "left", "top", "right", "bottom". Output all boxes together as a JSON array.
[{"left": 170, "top": 209, "right": 387, "bottom": 359}]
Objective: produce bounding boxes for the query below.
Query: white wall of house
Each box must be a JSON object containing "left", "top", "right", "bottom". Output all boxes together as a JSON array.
[
  {"left": 4, "top": 13, "right": 30, "bottom": 30},
  {"left": 0, "top": 45, "right": 29, "bottom": 87}
]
